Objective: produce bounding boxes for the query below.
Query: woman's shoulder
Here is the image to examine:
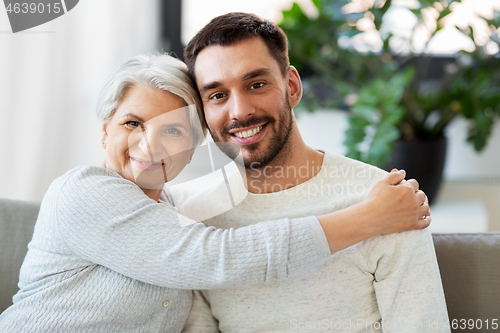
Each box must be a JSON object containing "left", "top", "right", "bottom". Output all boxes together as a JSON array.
[
  {"left": 43, "top": 165, "right": 156, "bottom": 229},
  {"left": 46, "top": 165, "right": 142, "bottom": 206},
  {"left": 55, "top": 165, "right": 130, "bottom": 189},
  {"left": 59, "top": 165, "right": 120, "bottom": 182}
]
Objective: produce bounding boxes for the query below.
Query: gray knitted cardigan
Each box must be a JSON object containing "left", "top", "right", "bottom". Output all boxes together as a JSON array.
[{"left": 0, "top": 166, "right": 330, "bottom": 333}]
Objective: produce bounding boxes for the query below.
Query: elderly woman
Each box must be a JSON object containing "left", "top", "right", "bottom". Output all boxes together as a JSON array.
[{"left": 0, "top": 54, "right": 428, "bottom": 333}]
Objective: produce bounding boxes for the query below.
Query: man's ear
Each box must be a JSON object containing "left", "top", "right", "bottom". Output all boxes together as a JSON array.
[{"left": 287, "top": 66, "right": 303, "bottom": 109}]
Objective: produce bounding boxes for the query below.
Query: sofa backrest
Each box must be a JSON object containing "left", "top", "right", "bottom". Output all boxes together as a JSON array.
[
  {"left": 432, "top": 233, "right": 500, "bottom": 332},
  {"left": 0, "top": 198, "right": 40, "bottom": 314}
]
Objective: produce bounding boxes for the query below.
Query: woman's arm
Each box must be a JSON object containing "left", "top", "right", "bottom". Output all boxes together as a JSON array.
[
  {"left": 56, "top": 167, "right": 428, "bottom": 290},
  {"left": 56, "top": 166, "right": 329, "bottom": 290}
]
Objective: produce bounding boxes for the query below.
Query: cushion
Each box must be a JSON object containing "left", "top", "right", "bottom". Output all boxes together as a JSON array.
[
  {"left": 432, "top": 233, "right": 500, "bottom": 330},
  {"left": 0, "top": 199, "right": 40, "bottom": 314}
]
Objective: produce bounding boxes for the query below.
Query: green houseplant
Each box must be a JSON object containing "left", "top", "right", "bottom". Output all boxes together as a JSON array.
[{"left": 280, "top": 0, "right": 500, "bottom": 201}]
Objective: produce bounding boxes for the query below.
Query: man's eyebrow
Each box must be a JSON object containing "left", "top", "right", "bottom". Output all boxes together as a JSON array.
[
  {"left": 121, "top": 113, "right": 145, "bottom": 122},
  {"left": 199, "top": 68, "right": 273, "bottom": 95},
  {"left": 200, "top": 81, "right": 222, "bottom": 95},
  {"left": 242, "top": 68, "right": 272, "bottom": 81}
]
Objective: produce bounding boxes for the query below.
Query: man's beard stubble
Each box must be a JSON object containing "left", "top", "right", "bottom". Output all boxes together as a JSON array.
[{"left": 209, "top": 95, "right": 294, "bottom": 169}]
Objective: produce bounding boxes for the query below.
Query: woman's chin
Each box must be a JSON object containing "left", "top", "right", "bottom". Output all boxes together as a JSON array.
[{"left": 132, "top": 168, "right": 167, "bottom": 190}]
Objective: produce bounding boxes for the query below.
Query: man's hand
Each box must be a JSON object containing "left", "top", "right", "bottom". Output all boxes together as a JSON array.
[{"left": 362, "top": 169, "right": 431, "bottom": 236}]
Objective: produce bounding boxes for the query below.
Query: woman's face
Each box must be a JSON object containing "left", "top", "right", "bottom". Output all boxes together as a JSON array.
[{"left": 102, "top": 85, "right": 195, "bottom": 196}]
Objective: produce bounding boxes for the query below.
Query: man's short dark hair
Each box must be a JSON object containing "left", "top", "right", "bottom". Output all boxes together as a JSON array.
[{"left": 184, "top": 12, "right": 290, "bottom": 84}]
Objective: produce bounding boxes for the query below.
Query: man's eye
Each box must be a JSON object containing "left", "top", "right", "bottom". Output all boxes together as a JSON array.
[
  {"left": 210, "top": 93, "right": 226, "bottom": 100},
  {"left": 250, "top": 82, "right": 264, "bottom": 90}
]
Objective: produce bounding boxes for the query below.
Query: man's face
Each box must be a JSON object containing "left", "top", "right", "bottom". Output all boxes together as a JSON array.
[{"left": 194, "top": 37, "right": 299, "bottom": 168}]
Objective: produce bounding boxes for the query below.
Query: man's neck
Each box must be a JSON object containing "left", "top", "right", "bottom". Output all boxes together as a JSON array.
[{"left": 245, "top": 128, "right": 324, "bottom": 194}]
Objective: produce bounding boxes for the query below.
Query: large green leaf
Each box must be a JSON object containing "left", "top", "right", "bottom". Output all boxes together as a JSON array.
[
  {"left": 367, "top": 124, "right": 401, "bottom": 166},
  {"left": 467, "top": 111, "right": 494, "bottom": 151}
]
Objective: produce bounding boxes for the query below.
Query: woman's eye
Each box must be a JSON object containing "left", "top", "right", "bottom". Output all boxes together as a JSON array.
[
  {"left": 165, "top": 128, "right": 182, "bottom": 137},
  {"left": 250, "top": 82, "right": 264, "bottom": 90},
  {"left": 124, "top": 121, "right": 140, "bottom": 129}
]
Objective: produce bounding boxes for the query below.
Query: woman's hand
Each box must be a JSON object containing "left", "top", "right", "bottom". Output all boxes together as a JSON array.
[
  {"left": 362, "top": 169, "right": 431, "bottom": 236},
  {"left": 317, "top": 169, "right": 431, "bottom": 254}
]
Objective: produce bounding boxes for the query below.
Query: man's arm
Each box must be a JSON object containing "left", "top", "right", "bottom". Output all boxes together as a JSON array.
[
  {"left": 318, "top": 169, "right": 431, "bottom": 253},
  {"left": 360, "top": 229, "right": 450, "bottom": 332},
  {"left": 182, "top": 290, "right": 219, "bottom": 333}
]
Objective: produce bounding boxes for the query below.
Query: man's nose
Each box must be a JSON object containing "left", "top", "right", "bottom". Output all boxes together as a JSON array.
[{"left": 228, "top": 91, "right": 256, "bottom": 121}]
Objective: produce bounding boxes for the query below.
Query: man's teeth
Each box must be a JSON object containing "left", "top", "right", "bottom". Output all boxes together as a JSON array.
[{"left": 234, "top": 126, "right": 263, "bottom": 139}]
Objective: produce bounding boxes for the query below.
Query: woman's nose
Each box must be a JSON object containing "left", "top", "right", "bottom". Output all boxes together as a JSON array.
[{"left": 138, "top": 127, "right": 165, "bottom": 159}]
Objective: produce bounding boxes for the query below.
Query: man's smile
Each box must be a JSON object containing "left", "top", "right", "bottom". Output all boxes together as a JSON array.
[{"left": 229, "top": 124, "right": 267, "bottom": 145}]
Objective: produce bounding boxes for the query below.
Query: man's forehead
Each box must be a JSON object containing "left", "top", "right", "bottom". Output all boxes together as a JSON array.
[{"left": 194, "top": 37, "right": 280, "bottom": 87}]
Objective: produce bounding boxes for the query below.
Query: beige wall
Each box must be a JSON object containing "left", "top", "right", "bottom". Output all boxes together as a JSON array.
[
  {"left": 437, "top": 181, "right": 500, "bottom": 232},
  {"left": 297, "top": 110, "right": 500, "bottom": 233},
  {"left": 0, "top": 0, "right": 160, "bottom": 202}
]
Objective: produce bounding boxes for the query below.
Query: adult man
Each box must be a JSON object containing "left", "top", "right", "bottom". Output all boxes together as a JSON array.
[{"left": 179, "top": 12, "right": 448, "bottom": 333}]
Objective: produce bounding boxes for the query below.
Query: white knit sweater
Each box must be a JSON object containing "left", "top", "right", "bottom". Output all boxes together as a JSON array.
[
  {"left": 0, "top": 165, "right": 330, "bottom": 333},
  {"left": 181, "top": 151, "right": 450, "bottom": 333}
]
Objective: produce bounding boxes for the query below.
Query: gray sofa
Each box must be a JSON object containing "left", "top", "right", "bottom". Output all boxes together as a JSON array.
[
  {"left": 0, "top": 199, "right": 38, "bottom": 314},
  {"left": 1, "top": 198, "right": 499, "bottom": 332}
]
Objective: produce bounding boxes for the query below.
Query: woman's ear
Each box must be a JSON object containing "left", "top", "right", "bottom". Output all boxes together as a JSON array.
[
  {"left": 287, "top": 66, "right": 303, "bottom": 109},
  {"left": 101, "top": 122, "right": 108, "bottom": 148},
  {"left": 188, "top": 148, "right": 196, "bottom": 163}
]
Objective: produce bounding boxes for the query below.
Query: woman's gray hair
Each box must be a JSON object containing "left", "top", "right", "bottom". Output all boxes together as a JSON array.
[{"left": 96, "top": 53, "right": 207, "bottom": 146}]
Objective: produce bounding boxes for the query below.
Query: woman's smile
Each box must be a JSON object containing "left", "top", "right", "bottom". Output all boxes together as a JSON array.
[{"left": 130, "top": 157, "right": 164, "bottom": 171}]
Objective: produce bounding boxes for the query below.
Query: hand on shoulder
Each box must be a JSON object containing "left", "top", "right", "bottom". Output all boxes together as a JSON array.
[{"left": 362, "top": 169, "right": 431, "bottom": 236}]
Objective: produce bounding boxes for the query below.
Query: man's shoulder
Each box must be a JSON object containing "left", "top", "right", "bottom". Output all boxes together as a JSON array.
[
  {"left": 322, "top": 150, "right": 387, "bottom": 182},
  {"left": 357, "top": 229, "right": 434, "bottom": 265},
  {"left": 364, "top": 228, "right": 432, "bottom": 247},
  {"left": 315, "top": 150, "right": 387, "bottom": 201}
]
